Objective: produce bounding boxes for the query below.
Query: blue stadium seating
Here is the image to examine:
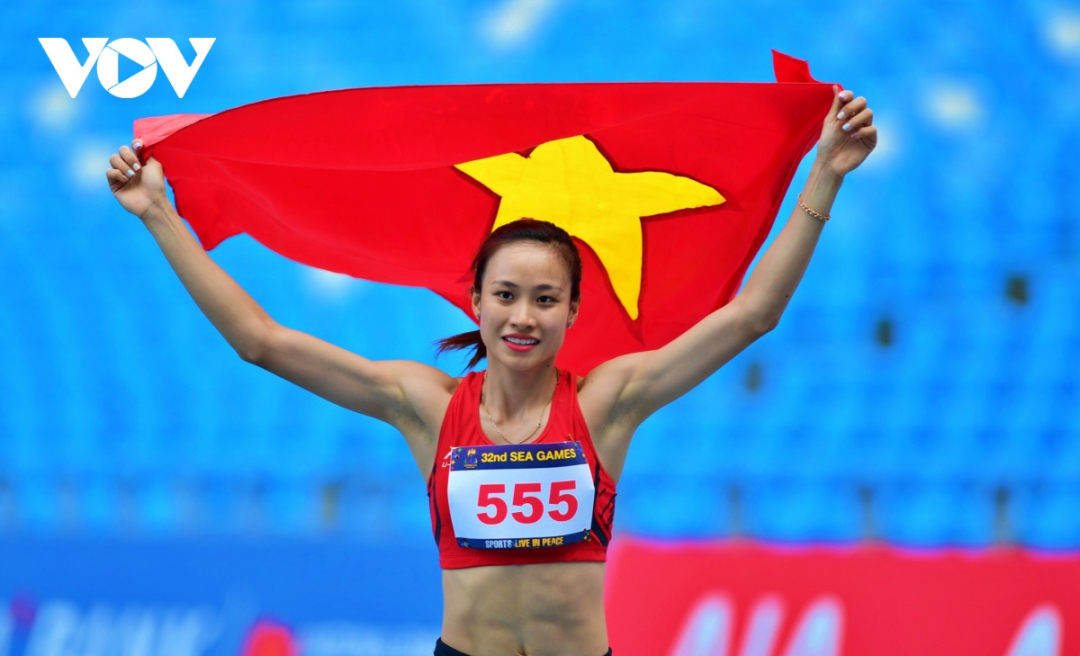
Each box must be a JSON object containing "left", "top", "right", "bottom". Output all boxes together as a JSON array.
[
  {"left": 78, "top": 474, "right": 121, "bottom": 534},
  {"left": 741, "top": 478, "right": 863, "bottom": 544},
  {"left": 12, "top": 476, "right": 63, "bottom": 534},
  {"left": 615, "top": 475, "right": 731, "bottom": 539},
  {"left": 264, "top": 475, "right": 323, "bottom": 535},
  {"left": 1, "top": 0, "right": 1077, "bottom": 550},
  {"left": 875, "top": 481, "right": 996, "bottom": 547},
  {"left": 1012, "top": 483, "right": 1080, "bottom": 551}
]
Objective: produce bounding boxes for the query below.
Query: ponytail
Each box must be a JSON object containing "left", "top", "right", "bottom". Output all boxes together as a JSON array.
[{"left": 434, "top": 329, "right": 487, "bottom": 371}]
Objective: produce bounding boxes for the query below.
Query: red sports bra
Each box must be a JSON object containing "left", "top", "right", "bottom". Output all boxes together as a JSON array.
[{"left": 426, "top": 367, "right": 617, "bottom": 569}]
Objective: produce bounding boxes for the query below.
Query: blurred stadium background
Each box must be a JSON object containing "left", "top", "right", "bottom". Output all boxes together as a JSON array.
[{"left": 2, "top": 1, "right": 1079, "bottom": 654}]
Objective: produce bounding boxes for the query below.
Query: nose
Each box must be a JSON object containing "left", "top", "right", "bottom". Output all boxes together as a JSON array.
[{"left": 509, "top": 301, "right": 537, "bottom": 330}]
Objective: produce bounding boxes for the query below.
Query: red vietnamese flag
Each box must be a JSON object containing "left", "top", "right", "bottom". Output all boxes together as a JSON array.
[{"left": 133, "top": 50, "right": 838, "bottom": 374}]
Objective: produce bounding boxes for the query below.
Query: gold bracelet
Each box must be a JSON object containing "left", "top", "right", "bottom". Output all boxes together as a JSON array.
[{"left": 797, "top": 194, "right": 830, "bottom": 223}]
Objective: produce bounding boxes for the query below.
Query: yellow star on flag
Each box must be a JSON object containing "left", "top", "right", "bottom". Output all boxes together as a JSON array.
[{"left": 454, "top": 135, "right": 725, "bottom": 320}]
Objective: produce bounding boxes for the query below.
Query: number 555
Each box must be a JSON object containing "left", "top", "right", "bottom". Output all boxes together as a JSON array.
[{"left": 477, "top": 481, "right": 578, "bottom": 525}]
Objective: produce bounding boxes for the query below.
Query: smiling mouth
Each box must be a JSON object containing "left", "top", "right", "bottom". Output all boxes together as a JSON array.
[{"left": 503, "top": 336, "right": 540, "bottom": 346}]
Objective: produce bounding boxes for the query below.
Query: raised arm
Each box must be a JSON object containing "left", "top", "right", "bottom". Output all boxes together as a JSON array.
[
  {"left": 108, "top": 143, "right": 270, "bottom": 361},
  {"left": 584, "top": 86, "right": 877, "bottom": 435},
  {"left": 106, "top": 141, "right": 454, "bottom": 449}
]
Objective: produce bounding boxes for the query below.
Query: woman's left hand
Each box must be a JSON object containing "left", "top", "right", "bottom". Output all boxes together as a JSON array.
[{"left": 815, "top": 85, "right": 877, "bottom": 178}]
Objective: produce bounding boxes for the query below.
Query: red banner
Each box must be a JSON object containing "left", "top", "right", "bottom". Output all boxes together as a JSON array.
[{"left": 605, "top": 537, "right": 1080, "bottom": 656}]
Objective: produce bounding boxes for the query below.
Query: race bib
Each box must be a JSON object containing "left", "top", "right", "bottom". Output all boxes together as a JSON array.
[{"left": 447, "top": 441, "right": 595, "bottom": 549}]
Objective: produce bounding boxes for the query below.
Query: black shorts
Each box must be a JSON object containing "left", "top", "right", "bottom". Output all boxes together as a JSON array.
[{"left": 435, "top": 636, "right": 613, "bottom": 656}]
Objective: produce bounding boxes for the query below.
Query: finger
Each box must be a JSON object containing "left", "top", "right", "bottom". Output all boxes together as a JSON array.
[
  {"left": 841, "top": 107, "right": 874, "bottom": 134},
  {"left": 110, "top": 154, "right": 136, "bottom": 178},
  {"left": 850, "top": 124, "right": 877, "bottom": 141},
  {"left": 118, "top": 145, "right": 141, "bottom": 173},
  {"left": 830, "top": 86, "right": 848, "bottom": 120},
  {"left": 833, "top": 85, "right": 853, "bottom": 111},
  {"left": 106, "top": 167, "right": 130, "bottom": 188},
  {"left": 837, "top": 95, "right": 866, "bottom": 123}
]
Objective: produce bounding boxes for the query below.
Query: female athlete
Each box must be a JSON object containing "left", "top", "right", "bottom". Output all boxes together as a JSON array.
[{"left": 107, "top": 85, "right": 875, "bottom": 656}]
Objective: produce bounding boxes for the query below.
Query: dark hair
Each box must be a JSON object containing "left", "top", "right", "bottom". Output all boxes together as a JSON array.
[{"left": 435, "top": 219, "right": 582, "bottom": 370}]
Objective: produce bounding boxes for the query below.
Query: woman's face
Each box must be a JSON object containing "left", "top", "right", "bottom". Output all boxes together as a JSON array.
[{"left": 472, "top": 242, "right": 578, "bottom": 371}]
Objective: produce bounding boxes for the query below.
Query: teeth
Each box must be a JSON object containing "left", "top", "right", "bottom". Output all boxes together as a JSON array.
[{"left": 506, "top": 337, "right": 538, "bottom": 345}]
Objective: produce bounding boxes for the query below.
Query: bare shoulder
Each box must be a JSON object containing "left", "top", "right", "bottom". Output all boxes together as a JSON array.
[
  {"left": 389, "top": 360, "right": 462, "bottom": 433},
  {"left": 382, "top": 362, "right": 466, "bottom": 479},
  {"left": 574, "top": 353, "right": 649, "bottom": 484},
  {"left": 574, "top": 351, "right": 649, "bottom": 437}
]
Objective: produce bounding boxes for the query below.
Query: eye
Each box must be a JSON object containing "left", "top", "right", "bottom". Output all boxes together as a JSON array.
[
  {"left": 495, "top": 291, "right": 513, "bottom": 300},
  {"left": 538, "top": 296, "right": 556, "bottom": 303}
]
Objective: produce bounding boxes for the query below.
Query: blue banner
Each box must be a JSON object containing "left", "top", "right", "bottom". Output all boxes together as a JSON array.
[{"left": 0, "top": 537, "right": 444, "bottom": 656}]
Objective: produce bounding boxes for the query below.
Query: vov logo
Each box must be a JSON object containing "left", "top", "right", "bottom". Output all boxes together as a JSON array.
[{"left": 39, "top": 37, "right": 215, "bottom": 99}]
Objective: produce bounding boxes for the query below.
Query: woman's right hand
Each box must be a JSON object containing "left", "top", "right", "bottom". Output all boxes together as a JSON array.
[{"left": 107, "top": 139, "right": 168, "bottom": 220}]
